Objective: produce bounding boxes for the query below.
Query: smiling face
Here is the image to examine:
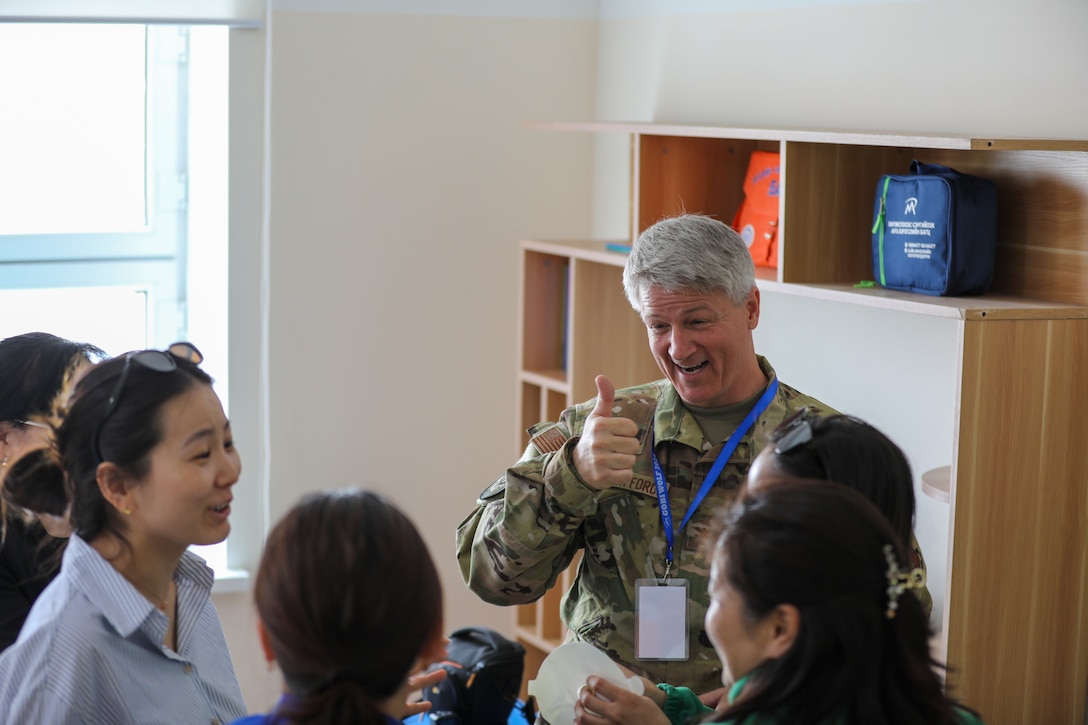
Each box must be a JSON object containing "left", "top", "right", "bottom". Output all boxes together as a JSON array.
[
  {"left": 705, "top": 556, "right": 779, "bottom": 684},
  {"left": 123, "top": 383, "right": 240, "bottom": 554},
  {"left": 638, "top": 284, "right": 765, "bottom": 408}
]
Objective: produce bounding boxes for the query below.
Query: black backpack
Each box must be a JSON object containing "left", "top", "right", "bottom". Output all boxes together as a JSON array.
[{"left": 421, "top": 626, "right": 535, "bottom": 724}]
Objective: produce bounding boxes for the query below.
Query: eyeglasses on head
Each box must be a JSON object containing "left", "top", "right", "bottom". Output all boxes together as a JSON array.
[{"left": 92, "top": 342, "right": 204, "bottom": 464}]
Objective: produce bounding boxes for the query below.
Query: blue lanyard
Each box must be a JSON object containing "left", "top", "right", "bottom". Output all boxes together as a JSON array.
[{"left": 652, "top": 378, "right": 779, "bottom": 575}]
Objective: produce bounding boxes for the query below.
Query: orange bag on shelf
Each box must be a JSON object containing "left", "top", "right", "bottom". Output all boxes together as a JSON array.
[{"left": 733, "top": 150, "right": 781, "bottom": 269}]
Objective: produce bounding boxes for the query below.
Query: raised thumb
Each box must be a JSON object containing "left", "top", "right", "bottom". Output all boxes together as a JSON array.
[{"left": 591, "top": 375, "right": 616, "bottom": 418}]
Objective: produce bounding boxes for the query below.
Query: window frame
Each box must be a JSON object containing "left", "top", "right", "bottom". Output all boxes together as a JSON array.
[{"left": 0, "top": 21, "right": 256, "bottom": 585}]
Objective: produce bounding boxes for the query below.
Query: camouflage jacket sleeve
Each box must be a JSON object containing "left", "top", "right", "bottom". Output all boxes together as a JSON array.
[{"left": 455, "top": 405, "right": 599, "bottom": 606}]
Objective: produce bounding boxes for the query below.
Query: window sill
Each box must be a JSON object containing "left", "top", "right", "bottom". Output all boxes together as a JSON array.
[{"left": 211, "top": 568, "right": 251, "bottom": 595}]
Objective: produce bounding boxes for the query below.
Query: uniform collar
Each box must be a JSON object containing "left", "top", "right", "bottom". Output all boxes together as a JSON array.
[{"left": 654, "top": 356, "right": 779, "bottom": 449}]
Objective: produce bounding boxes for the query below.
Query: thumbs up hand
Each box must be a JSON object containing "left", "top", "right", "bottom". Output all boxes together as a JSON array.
[{"left": 572, "top": 375, "right": 641, "bottom": 490}]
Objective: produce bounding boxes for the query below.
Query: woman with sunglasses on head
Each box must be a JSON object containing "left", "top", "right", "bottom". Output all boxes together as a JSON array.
[
  {"left": 573, "top": 481, "right": 985, "bottom": 725},
  {"left": 745, "top": 409, "right": 933, "bottom": 618},
  {"left": 572, "top": 410, "right": 938, "bottom": 723},
  {"left": 0, "top": 332, "right": 104, "bottom": 653},
  {"left": 231, "top": 488, "right": 447, "bottom": 725},
  {"left": 0, "top": 342, "right": 247, "bottom": 723}
]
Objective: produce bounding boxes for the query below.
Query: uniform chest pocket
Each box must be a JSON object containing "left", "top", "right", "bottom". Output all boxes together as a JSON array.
[{"left": 583, "top": 489, "right": 665, "bottom": 573}]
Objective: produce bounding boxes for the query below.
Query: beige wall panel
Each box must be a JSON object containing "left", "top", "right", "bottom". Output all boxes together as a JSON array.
[{"left": 220, "top": 8, "right": 597, "bottom": 711}]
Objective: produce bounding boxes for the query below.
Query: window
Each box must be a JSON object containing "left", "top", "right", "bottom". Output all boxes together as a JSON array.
[{"left": 0, "top": 23, "right": 232, "bottom": 574}]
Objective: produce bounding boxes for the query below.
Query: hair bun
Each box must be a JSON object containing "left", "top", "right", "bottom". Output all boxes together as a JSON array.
[{"left": 3, "top": 447, "right": 68, "bottom": 516}]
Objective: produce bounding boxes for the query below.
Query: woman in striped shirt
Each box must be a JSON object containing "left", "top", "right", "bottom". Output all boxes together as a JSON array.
[{"left": 0, "top": 342, "right": 246, "bottom": 724}]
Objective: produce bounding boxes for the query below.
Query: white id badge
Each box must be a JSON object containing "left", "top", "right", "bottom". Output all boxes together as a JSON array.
[{"left": 634, "top": 578, "right": 689, "bottom": 660}]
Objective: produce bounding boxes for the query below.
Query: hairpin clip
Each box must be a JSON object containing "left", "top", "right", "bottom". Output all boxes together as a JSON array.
[{"left": 883, "top": 543, "right": 926, "bottom": 619}]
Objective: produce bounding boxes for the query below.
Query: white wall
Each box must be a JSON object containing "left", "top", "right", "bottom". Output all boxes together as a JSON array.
[
  {"left": 593, "top": 0, "right": 1088, "bottom": 138},
  {"left": 588, "top": 0, "right": 1088, "bottom": 647},
  {"left": 217, "top": 4, "right": 598, "bottom": 711},
  {"left": 592, "top": 0, "right": 1088, "bottom": 240},
  {"left": 752, "top": 294, "right": 959, "bottom": 631}
]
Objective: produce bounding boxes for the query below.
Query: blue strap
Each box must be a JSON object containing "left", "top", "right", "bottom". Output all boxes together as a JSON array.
[{"left": 652, "top": 377, "right": 780, "bottom": 571}]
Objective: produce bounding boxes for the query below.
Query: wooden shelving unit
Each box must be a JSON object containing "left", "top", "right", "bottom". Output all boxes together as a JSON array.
[{"left": 513, "top": 121, "right": 1088, "bottom": 724}]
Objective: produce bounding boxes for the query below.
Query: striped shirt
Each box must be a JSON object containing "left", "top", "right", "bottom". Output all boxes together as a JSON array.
[{"left": 0, "top": 535, "right": 246, "bottom": 724}]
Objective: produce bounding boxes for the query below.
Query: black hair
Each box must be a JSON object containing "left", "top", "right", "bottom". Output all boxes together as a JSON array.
[
  {"left": 761, "top": 413, "right": 915, "bottom": 547},
  {"left": 0, "top": 332, "right": 104, "bottom": 424},
  {"left": 256, "top": 489, "right": 443, "bottom": 725},
  {"left": 1, "top": 332, "right": 104, "bottom": 545},
  {"left": 704, "top": 481, "right": 972, "bottom": 725},
  {"left": 4, "top": 448, "right": 68, "bottom": 519}
]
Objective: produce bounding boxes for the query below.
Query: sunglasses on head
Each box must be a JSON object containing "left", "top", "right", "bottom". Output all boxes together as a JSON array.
[
  {"left": 92, "top": 342, "right": 203, "bottom": 464},
  {"left": 12, "top": 420, "right": 50, "bottom": 430},
  {"left": 770, "top": 406, "right": 819, "bottom": 455}
]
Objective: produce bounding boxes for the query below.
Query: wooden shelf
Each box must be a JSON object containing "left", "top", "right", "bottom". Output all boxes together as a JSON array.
[
  {"left": 514, "top": 121, "right": 1088, "bottom": 725},
  {"left": 523, "top": 242, "right": 1088, "bottom": 321},
  {"left": 513, "top": 627, "right": 565, "bottom": 656},
  {"left": 527, "top": 120, "right": 1088, "bottom": 153},
  {"left": 519, "top": 369, "right": 569, "bottom": 388},
  {"left": 756, "top": 281, "right": 1088, "bottom": 321},
  {"left": 921, "top": 466, "right": 952, "bottom": 504},
  {"left": 521, "top": 238, "right": 632, "bottom": 265}
]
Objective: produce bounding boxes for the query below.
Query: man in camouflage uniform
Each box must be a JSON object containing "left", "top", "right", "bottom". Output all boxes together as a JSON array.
[{"left": 456, "top": 214, "right": 837, "bottom": 696}]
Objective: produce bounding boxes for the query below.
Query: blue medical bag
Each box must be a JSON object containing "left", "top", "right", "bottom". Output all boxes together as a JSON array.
[{"left": 871, "top": 160, "right": 997, "bottom": 296}]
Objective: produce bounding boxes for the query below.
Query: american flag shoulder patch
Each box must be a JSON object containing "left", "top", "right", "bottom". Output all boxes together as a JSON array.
[{"left": 528, "top": 423, "right": 568, "bottom": 454}]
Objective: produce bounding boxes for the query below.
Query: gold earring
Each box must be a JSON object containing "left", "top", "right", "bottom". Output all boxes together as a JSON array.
[{"left": 1, "top": 455, "right": 7, "bottom": 468}]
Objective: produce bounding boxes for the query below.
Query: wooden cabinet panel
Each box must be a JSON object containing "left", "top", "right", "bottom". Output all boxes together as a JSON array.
[
  {"left": 636, "top": 135, "right": 769, "bottom": 235},
  {"left": 781, "top": 141, "right": 909, "bottom": 284},
  {"left": 951, "top": 317, "right": 1088, "bottom": 722},
  {"left": 520, "top": 251, "right": 568, "bottom": 379},
  {"left": 569, "top": 259, "right": 659, "bottom": 401}
]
